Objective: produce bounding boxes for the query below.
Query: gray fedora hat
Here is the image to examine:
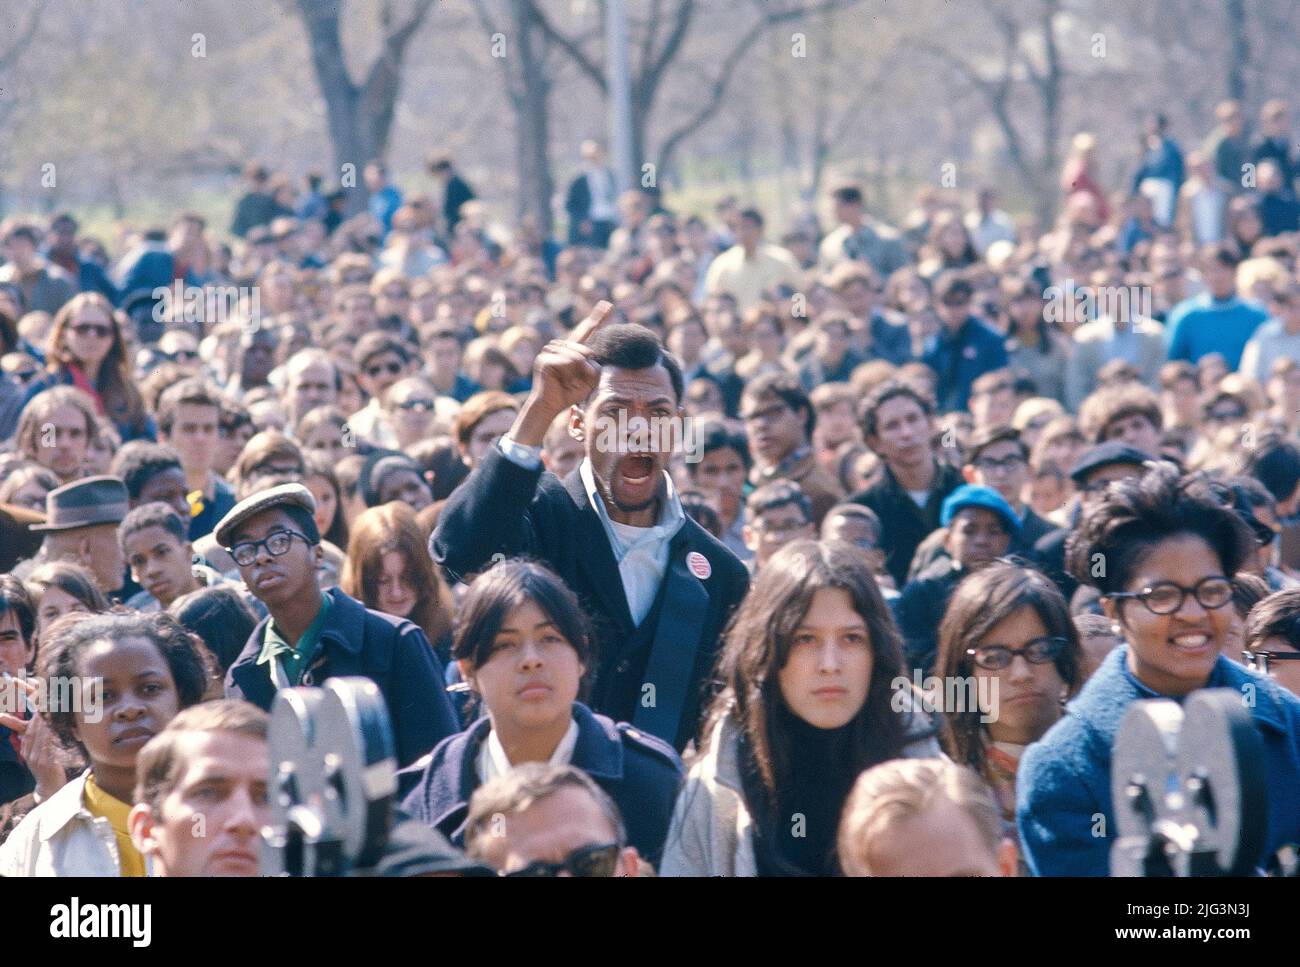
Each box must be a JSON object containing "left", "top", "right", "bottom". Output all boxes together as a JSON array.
[{"left": 30, "top": 475, "right": 131, "bottom": 532}]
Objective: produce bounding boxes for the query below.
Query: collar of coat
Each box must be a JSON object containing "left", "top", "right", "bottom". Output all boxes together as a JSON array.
[
  {"left": 1069, "top": 643, "right": 1291, "bottom": 739},
  {"left": 230, "top": 588, "right": 369, "bottom": 704},
  {"left": 410, "top": 702, "right": 627, "bottom": 834},
  {"left": 34, "top": 769, "right": 95, "bottom": 843}
]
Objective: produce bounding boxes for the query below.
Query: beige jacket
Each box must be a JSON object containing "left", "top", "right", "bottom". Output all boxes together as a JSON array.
[
  {"left": 0, "top": 770, "right": 152, "bottom": 877},
  {"left": 659, "top": 706, "right": 942, "bottom": 877}
]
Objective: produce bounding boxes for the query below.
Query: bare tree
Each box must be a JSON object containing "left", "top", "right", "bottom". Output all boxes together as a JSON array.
[
  {"left": 0, "top": 1, "right": 49, "bottom": 214},
  {"left": 1224, "top": 0, "right": 1249, "bottom": 102},
  {"left": 471, "top": 0, "right": 558, "bottom": 232},
  {"left": 905, "top": 0, "right": 1065, "bottom": 224},
  {"left": 289, "top": 0, "right": 438, "bottom": 213},
  {"left": 521, "top": 0, "right": 860, "bottom": 186}
]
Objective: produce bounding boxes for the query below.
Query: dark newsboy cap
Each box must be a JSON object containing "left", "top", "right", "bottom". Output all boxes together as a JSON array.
[{"left": 1068, "top": 441, "right": 1154, "bottom": 485}]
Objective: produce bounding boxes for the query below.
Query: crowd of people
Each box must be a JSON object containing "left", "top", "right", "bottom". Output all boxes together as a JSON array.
[{"left": 1, "top": 100, "right": 1300, "bottom": 878}]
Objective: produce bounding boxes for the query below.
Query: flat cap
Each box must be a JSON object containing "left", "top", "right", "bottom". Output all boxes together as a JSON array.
[
  {"left": 1068, "top": 441, "right": 1153, "bottom": 484},
  {"left": 214, "top": 482, "right": 316, "bottom": 548}
]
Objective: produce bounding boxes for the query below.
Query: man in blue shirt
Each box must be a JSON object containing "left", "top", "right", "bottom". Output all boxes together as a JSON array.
[
  {"left": 922, "top": 271, "right": 1009, "bottom": 413},
  {"left": 1166, "top": 243, "right": 1268, "bottom": 369},
  {"left": 364, "top": 160, "right": 403, "bottom": 238}
]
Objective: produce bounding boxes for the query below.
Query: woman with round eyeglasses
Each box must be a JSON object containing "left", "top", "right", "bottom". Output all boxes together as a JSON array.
[
  {"left": 935, "top": 563, "right": 1082, "bottom": 845},
  {"left": 1017, "top": 463, "right": 1300, "bottom": 876}
]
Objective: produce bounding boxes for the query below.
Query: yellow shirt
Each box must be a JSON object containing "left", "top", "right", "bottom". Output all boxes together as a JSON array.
[{"left": 83, "top": 773, "right": 146, "bottom": 877}]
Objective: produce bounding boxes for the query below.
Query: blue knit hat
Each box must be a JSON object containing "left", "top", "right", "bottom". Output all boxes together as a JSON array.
[{"left": 940, "top": 484, "right": 1020, "bottom": 535}]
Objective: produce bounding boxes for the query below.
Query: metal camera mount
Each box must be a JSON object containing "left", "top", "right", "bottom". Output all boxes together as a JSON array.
[
  {"left": 1110, "top": 688, "right": 1267, "bottom": 877},
  {"left": 262, "top": 677, "right": 399, "bottom": 877}
]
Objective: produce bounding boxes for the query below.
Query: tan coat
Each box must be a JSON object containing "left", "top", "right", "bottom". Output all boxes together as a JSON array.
[{"left": 659, "top": 706, "right": 942, "bottom": 877}]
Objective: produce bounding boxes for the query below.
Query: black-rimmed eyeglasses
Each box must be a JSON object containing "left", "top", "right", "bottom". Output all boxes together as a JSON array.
[
  {"left": 227, "top": 529, "right": 312, "bottom": 568},
  {"left": 967, "top": 637, "right": 1067, "bottom": 670},
  {"left": 1107, "top": 576, "right": 1233, "bottom": 615},
  {"left": 1243, "top": 650, "right": 1300, "bottom": 674}
]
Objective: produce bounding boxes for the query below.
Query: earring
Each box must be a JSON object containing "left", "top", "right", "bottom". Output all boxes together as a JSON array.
[{"left": 1110, "top": 623, "right": 1122, "bottom": 636}]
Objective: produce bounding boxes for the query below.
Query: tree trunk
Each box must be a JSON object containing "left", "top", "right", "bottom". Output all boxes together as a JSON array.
[
  {"left": 1036, "top": 0, "right": 1063, "bottom": 228},
  {"left": 293, "top": 0, "right": 435, "bottom": 215},
  {"left": 1225, "top": 0, "right": 1249, "bottom": 102},
  {"left": 513, "top": 0, "right": 554, "bottom": 232}
]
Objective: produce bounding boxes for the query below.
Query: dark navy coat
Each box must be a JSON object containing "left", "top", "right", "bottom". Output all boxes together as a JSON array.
[
  {"left": 225, "top": 587, "right": 458, "bottom": 768},
  {"left": 432, "top": 447, "right": 749, "bottom": 751},
  {"left": 922, "top": 315, "right": 1009, "bottom": 412},
  {"left": 398, "top": 702, "right": 684, "bottom": 866},
  {"left": 1017, "top": 644, "right": 1300, "bottom": 876}
]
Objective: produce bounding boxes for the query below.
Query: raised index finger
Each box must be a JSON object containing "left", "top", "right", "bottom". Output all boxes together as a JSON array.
[{"left": 569, "top": 300, "right": 614, "bottom": 346}]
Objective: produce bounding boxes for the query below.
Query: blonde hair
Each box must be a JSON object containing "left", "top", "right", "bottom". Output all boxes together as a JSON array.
[
  {"left": 1237, "top": 258, "right": 1288, "bottom": 301},
  {"left": 837, "top": 758, "right": 1001, "bottom": 877},
  {"left": 1012, "top": 397, "right": 1065, "bottom": 432}
]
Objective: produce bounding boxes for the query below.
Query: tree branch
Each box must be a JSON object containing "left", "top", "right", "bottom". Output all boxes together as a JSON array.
[
  {"left": 519, "top": 0, "right": 607, "bottom": 93},
  {"left": 639, "top": 0, "right": 695, "bottom": 106},
  {"left": 654, "top": 0, "right": 859, "bottom": 174},
  {"left": 0, "top": 0, "right": 47, "bottom": 74}
]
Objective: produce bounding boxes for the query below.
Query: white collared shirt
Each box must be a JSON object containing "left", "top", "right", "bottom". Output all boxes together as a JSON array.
[
  {"left": 579, "top": 458, "right": 685, "bottom": 627},
  {"left": 495, "top": 439, "right": 687, "bottom": 626},
  {"left": 476, "top": 718, "right": 580, "bottom": 785},
  {"left": 0, "top": 770, "right": 155, "bottom": 877}
]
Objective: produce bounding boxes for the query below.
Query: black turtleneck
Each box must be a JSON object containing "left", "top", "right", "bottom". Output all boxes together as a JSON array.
[{"left": 746, "top": 703, "right": 858, "bottom": 877}]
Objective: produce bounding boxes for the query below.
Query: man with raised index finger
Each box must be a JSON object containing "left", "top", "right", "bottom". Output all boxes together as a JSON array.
[{"left": 432, "top": 302, "right": 749, "bottom": 752}]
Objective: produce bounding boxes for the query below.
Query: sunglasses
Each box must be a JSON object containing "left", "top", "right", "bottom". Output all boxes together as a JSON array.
[
  {"left": 366, "top": 361, "right": 404, "bottom": 378},
  {"left": 162, "top": 350, "right": 199, "bottom": 362},
  {"left": 503, "top": 842, "right": 623, "bottom": 878},
  {"left": 394, "top": 398, "right": 436, "bottom": 413},
  {"left": 8, "top": 368, "right": 39, "bottom": 383},
  {"left": 71, "top": 323, "right": 113, "bottom": 339}
]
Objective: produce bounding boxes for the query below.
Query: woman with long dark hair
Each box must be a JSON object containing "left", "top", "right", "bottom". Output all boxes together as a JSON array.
[
  {"left": 1018, "top": 463, "right": 1300, "bottom": 876},
  {"left": 661, "top": 540, "right": 940, "bottom": 876},
  {"left": 25, "top": 293, "right": 151, "bottom": 442},
  {"left": 303, "top": 451, "right": 350, "bottom": 550},
  {"left": 399, "top": 559, "right": 683, "bottom": 866},
  {"left": 934, "top": 563, "right": 1081, "bottom": 836}
]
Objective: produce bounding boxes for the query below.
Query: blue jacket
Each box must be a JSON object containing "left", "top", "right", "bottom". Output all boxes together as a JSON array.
[
  {"left": 1017, "top": 645, "right": 1300, "bottom": 876},
  {"left": 225, "top": 587, "right": 458, "bottom": 768},
  {"left": 922, "top": 316, "right": 1009, "bottom": 412},
  {"left": 398, "top": 701, "right": 683, "bottom": 866}
]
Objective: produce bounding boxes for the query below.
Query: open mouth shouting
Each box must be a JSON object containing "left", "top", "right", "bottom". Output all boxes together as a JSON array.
[{"left": 612, "top": 454, "right": 659, "bottom": 506}]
